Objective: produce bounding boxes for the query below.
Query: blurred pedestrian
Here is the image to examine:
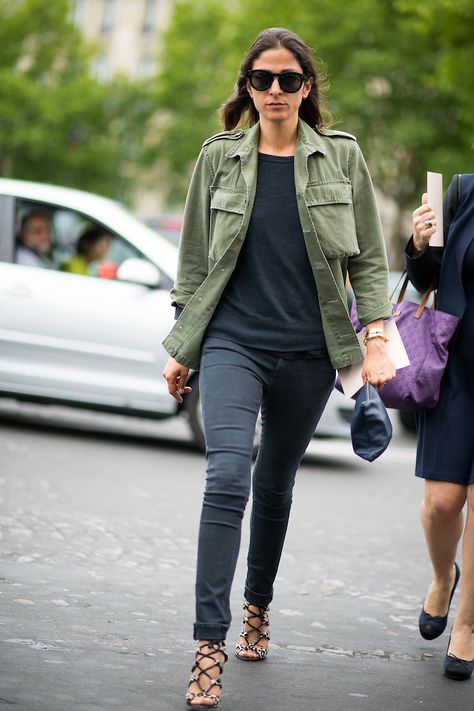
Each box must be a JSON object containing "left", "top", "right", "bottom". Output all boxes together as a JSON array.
[
  {"left": 407, "top": 174, "right": 474, "bottom": 681},
  {"left": 61, "top": 227, "right": 112, "bottom": 276},
  {"left": 162, "top": 27, "right": 395, "bottom": 708},
  {"left": 15, "top": 211, "right": 55, "bottom": 269}
]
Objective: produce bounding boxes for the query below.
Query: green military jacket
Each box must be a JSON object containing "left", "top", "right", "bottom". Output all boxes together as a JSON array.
[{"left": 163, "top": 118, "right": 392, "bottom": 370}]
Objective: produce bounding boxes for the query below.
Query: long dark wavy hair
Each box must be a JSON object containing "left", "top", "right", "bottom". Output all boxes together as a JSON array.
[{"left": 220, "top": 28, "right": 331, "bottom": 131}]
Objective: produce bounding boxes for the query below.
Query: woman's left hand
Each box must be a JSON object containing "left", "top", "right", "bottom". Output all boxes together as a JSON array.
[{"left": 362, "top": 340, "right": 397, "bottom": 389}]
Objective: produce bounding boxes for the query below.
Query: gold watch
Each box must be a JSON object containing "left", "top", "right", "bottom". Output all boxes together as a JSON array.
[{"left": 363, "top": 329, "right": 390, "bottom": 347}]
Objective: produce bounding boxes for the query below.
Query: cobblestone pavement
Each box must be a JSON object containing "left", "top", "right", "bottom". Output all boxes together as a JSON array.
[{"left": 0, "top": 412, "right": 471, "bottom": 711}]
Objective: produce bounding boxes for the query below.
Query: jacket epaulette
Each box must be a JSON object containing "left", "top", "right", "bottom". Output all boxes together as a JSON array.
[
  {"left": 202, "top": 130, "right": 245, "bottom": 147},
  {"left": 319, "top": 128, "right": 357, "bottom": 141}
]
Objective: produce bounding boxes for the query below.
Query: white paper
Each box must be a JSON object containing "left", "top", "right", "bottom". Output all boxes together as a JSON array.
[
  {"left": 427, "top": 171, "right": 444, "bottom": 246},
  {"left": 337, "top": 320, "right": 410, "bottom": 399}
]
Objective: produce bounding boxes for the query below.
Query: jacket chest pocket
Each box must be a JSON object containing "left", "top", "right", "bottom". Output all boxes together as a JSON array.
[
  {"left": 306, "top": 182, "right": 360, "bottom": 258},
  {"left": 209, "top": 187, "right": 247, "bottom": 262}
]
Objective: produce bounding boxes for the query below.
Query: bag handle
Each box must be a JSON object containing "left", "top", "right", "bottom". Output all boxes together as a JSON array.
[
  {"left": 415, "top": 283, "right": 436, "bottom": 318},
  {"left": 390, "top": 271, "right": 436, "bottom": 319},
  {"left": 389, "top": 271, "right": 409, "bottom": 303}
]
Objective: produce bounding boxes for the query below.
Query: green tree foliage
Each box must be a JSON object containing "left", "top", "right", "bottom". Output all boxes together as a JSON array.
[
  {"left": 0, "top": 0, "right": 154, "bottom": 201},
  {"left": 149, "top": 0, "right": 235, "bottom": 201},
  {"left": 155, "top": 0, "right": 474, "bottom": 240}
]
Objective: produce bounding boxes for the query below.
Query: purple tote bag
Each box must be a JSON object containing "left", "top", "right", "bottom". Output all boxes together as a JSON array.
[{"left": 342, "top": 276, "right": 459, "bottom": 412}]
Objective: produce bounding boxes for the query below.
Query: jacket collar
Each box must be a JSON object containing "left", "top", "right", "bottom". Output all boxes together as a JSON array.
[
  {"left": 297, "top": 118, "right": 327, "bottom": 157},
  {"left": 225, "top": 118, "right": 327, "bottom": 158}
]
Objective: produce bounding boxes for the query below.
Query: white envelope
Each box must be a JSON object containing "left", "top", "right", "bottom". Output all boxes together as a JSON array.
[
  {"left": 337, "top": 320, "right": 410, "bottom": 399},
  {"left": 427, "top": 171, "right": 444, "bottom": 247}
]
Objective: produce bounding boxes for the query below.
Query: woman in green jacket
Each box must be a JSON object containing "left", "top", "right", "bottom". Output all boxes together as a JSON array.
[{"left": 162, "top": 28, "right": 395, "bottom": 708}]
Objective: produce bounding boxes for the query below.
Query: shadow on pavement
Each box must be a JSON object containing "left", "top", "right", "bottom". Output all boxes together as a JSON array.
[{"left": 0, "top": 410, "right": 199, "bottom": 455}]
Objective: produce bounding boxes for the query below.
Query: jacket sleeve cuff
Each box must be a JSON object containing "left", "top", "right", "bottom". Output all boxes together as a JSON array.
[
  {"left": 358, "top": 302, "right": 393, "bottom": 326},
  {"left": 405, "top": 236, "right": 417, "bottom": 259},
  {"left": 404, "top": 237, "right": 443, "bottom": 293},
  {"left": 405, "top": 235, "right": 431, "bottom": 261}
]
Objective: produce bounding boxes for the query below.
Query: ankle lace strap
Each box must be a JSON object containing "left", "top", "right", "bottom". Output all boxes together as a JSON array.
[
  {"left": 242, "top": 601, "right": 270, "bottom": 629},
  {"left": 190, "top": 641, "right": 228, "bottom": 694}
]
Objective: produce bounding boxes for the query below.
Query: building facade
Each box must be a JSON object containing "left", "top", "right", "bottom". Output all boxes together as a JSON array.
[
  {"left": 71, "top": 0, "right": 174, "bottom": 215},
  {"left": 72, "top": 0, "right": 172, "bottom": 81}
]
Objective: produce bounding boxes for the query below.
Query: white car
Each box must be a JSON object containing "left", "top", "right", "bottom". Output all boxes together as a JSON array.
[{"left": 0, "top": 178, "right": 352, "bottom": 449}]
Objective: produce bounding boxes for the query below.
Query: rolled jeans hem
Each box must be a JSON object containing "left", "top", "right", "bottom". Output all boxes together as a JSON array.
[
  {"left": 244, "top": 586, "right": 273, "bottom": 608},
  {"left": 193, "top": 624, "right": 228, "bottom": 641}
]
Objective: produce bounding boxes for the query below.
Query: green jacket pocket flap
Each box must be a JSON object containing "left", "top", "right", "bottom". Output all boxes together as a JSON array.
[
  {"left": 210, "top": 187, "right": 246, "bottom": 214},
  {"left": 306, "top": 182, "right": 352, "bottom": 206}
]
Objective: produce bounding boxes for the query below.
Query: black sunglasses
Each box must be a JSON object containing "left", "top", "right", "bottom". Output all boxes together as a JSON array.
[{"left": 247, "top": 69, "right": 307, "bottom": 94}]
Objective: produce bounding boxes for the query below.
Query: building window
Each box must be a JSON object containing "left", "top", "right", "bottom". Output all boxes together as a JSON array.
[
  {"left": 137, "top": 56, "right": 156, "bottom": 78},
  {"left": 101, "top": 0, "right": 117, "bottom": 34},
  {"left": 94, "top": 56, "right": 110, "bottom": 82},
  {"left": 142, "top": 0, "right": 158, "bottom": 33},
  {"left": 73, "top": 0, "right": 87, "bottom": 28}
]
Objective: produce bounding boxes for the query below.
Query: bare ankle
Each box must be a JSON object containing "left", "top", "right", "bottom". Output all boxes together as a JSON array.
[{"left": 433, "top": 564, "right": 456, "bottom": 587}]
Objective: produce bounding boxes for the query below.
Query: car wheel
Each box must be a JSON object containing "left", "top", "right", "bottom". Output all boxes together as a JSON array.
[{"left": 185, "top": 374, "right": 261, "bottom": 455}]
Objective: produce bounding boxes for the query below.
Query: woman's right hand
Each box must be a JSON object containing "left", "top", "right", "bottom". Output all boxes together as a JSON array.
[
  {"left": 162, "top": 356, "right": 192, "bottom": 403},
  {"left": 412, "top": 193, "right": 437, "bottom": 255}
]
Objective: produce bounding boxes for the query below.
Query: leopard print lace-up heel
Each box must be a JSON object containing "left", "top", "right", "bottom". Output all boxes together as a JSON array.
[
  {"left": 235, "top": 601, "right": 270, "bottom": 661},
  {"left": 186, "top": 640, "right": 228, "bottom": 708}
]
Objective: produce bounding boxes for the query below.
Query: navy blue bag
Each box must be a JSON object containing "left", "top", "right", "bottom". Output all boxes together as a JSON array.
[{"left": 351, "top": 383, "right": 393, "bottom": 461}]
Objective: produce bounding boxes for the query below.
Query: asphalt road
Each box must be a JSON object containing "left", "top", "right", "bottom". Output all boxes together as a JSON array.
[{"left": 0, "top": 404, "right": 471, "bottom": 711}]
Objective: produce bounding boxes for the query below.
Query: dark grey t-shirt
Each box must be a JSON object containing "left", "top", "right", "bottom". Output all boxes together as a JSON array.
[{"left": 205, "top": 152, "right": 326, "bottom": 353}]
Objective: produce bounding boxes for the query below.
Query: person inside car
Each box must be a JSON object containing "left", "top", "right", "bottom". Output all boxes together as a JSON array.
[
  {"left": 61, "top": 227, "right": 113, "bottom": 276},
  {"left": 15, "top": 211, "right": 55, "bottom": 269}
]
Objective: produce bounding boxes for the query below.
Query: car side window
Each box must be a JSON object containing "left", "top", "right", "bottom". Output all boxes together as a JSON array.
[
  {"left": 53, "top": 208, "right": 143, "bottom": 279},
  {"left": 15, "top": 200, "right": 142, "bottom": 278},
  {"left": 52, "top": 208, "right": 89, "bottom": 264}
]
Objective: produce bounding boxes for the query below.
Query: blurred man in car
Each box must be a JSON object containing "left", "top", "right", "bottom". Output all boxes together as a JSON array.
[{"left": 15, "top": 211, "right": 55, "bottom": 269}]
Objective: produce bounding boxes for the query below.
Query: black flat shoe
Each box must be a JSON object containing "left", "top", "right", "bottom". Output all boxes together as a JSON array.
[
  {"left": 443, "top": 634, "right": 474, "bottom": 681},
  {"left": 419, "top": 562, "right": 460, "bottom": 640}
]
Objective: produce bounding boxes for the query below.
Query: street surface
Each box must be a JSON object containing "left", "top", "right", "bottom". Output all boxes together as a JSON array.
[{"left": 0, "top": 401, "right": 471, "bottom": 711}]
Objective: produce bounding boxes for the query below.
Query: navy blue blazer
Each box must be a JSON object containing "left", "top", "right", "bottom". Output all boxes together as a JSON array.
[
  {"left": 406, "top": 173, "right": 474, "bottom": 320},
  {"left": 404, "top": 174, "right": 474, "bottom": 480}
]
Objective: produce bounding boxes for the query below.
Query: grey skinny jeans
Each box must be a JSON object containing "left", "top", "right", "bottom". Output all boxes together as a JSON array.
[{"left": 194, "top": 337, "right": 335, "bottom": 641}]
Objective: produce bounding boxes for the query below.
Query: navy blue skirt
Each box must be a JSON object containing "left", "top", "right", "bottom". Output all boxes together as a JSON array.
[{"left": 415, "top": 240, "right": 474, "bottom": 485}]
